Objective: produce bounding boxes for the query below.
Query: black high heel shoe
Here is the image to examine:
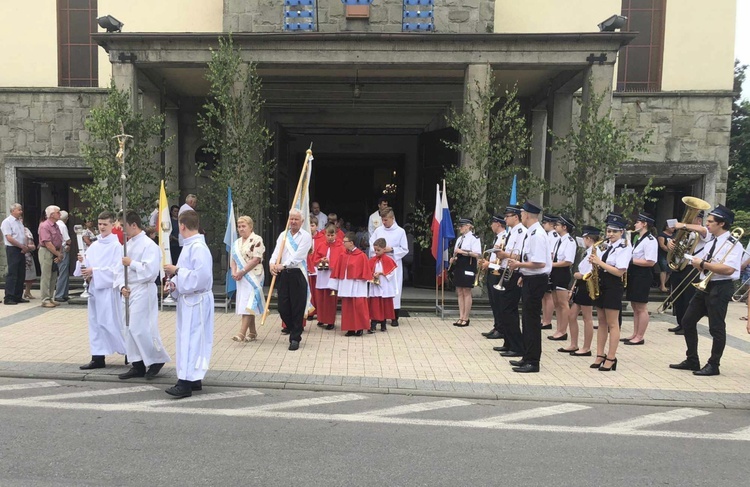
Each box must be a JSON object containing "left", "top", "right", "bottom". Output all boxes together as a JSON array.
[
  {"left": 590, "top": 355, "right": 607, "bottom": 369},
  {"left": 598, "top": 357, "right": 618, "bottom": 372}
]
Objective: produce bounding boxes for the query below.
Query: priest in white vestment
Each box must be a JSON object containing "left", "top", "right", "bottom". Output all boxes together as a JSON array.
[
  {"left": 164, "top": 209, "right": 214, "bottom": 398},
  {"left": 117, "top": 211, "right": 171, "bottom": 380},
  {"left": 368, "top": 207, "right": 408, "bottom": 326},
  {"left": 75, "top": 211, "right": 126, "bottom": 369}
]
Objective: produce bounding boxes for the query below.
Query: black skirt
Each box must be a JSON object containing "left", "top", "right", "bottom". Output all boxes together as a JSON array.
[
  {"left": 452, "top": 254, "right": 477, "bottom": 288},
  {"left": 550, "top": 266, "right": 572, "bottom": 291},
  {"left": 572, "top": 279, "right": 594, "bottom": 306},
  {"left": 593, "top": 272, "right": 624, "bottom": 311},
  {"left": 625, "top": 264, "right": 654, "bottom": 303}
]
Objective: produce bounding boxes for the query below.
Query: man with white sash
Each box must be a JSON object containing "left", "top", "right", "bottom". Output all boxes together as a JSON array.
[
  {"left": 75, "top": 211, "right": 127, "bottom": 370},
  {"left": 117, "top": 210, "right": 171, "bottom": 380},
  {"left": 270, "top": 209, "right": 312, "bottom": 351},
  {"left": 164, "top": 210, "right": 214, "bottom": 398},
  {"left": 369, "top": 207, "right": 408, "bottom": 326},
  {"left": 230, "top": 215, "right": 265, "bottom": 342}
]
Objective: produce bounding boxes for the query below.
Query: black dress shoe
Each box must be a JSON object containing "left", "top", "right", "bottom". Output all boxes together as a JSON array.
[
  {"left": 325, "top": 324, "right": 335, "bottom": 330},
  {"left": 316, "top": 322, "right": 325, "bottom": 328},
  {"left": 481, "top": 329, "right": 496, "bottom": 337},
  {"left": 485, "top": 330, "right": 503, "bottom": 339},
  {"left": 145, "top": 363, "right": 165, "bottom": 380},
  {"left": 345, "top": 331, "right": 355, "bottom": 337},
  {"left": 191, "top": 380, "right": 202, "bottom": 391},
  {"left": 306, "top": 315, "right": 315, "bottom": 321},
  {"left": 668, "top": 325, "right": 683, "bottom": 333},
  {"left": 624, "top": 339, "right": 645, "bottom": 345},
  {"left": 558, "top": 347, "right": 578, "bottom": 353},
  {"left": 56, "top": 297, "right": 69, "bottom": 302},
  {"left": 541, "top": 324, "right": 552, "bottom": 330},
  {"left": 380, "top": 322, "right": 387, "bottom": 332},
  {"left": 693, "top": 363, "right": 720, "bottom": 376},
  {"left": 500, "top": 351, "right": 523, "bottom": 357},
  {"left": 547, "top": 333, "right": 567, "bottom": 341},
  {"left": 281, "top": 328, "right": 291, "bottom": 335},
  {"left": 118, "top": 367, "right": 146, "bottom": 380},
  {"left": 288, "top": 340, "right": 300, "bottom": 351},
  {"left": 509, "top": 359, "right": 526, "bottom": 367},
  {"left": 493, "top": 346, "right": 510, "bottom": 352},
  {"left": 513, "top": 363, "right": 540, "bottom": 373},
  {"left": 669, "top": 360, "right": 700, "bottom": 371},
  {"left": 165, "top": 383, "right": 192, "bottom": 398},
  {"left": 4, "top": 300, "right": 18, "bottom": 305},
  {"left": 355, "top": 330, "right": 363, "bottom": 336},
  {"left": 674, "top": 329, "right": 685, "bottom": 335},
  {"left": 390, "top": 320, "right": 399, "bottom": 327},
  {"left": 17, "top": 298, "right": 29, "bottom": 303},
  {"left": 79, "top": 360, "right": 105, "bottom": 370}
]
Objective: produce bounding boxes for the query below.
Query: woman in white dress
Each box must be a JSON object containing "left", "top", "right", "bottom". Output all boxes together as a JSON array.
[{"left": 230, "top": 216, "right": 265, "bottom": 342}]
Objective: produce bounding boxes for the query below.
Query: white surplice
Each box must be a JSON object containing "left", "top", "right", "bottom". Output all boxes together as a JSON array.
[
  {"left": 74, "top": 233, "right": 126, "bottom": 357},
  {"left": 170, "top": 233, "right": 214, "bottom": 381},
  {"left": 369, "top": 223, "right": 408, "bottom": 308},
  {"left": 118, "top": 231, "right": 170, "bottom": 367}
]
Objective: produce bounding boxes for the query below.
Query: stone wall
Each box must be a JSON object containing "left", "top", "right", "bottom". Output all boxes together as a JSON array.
[
  {"left": 572, "top": 92, "right": 732, "bottom": 203},
  {"left": 224, "top": 0, "right": 494, "bottom": 34}
]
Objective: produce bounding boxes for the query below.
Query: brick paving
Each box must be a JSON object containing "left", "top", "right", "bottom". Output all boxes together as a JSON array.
[{"left": 0, "top": 291, "right": 748, "bottom": 407}]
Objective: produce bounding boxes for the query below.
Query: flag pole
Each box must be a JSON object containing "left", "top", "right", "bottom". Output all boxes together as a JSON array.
[{"left": 260, "top": 143, "right": 313, "bottom": 326}]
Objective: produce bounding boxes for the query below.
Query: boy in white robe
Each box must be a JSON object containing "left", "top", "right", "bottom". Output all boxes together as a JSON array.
[
  {"left": 164, "top": 210, "right": 214, "bottom": 398},
  {"left": 75, "top": 211, "right": 127, "bottom": 369},
  {"left": 117, "top": 211, "right": 171, "bottom": 380},
  {"left": 368, "top": 207, "right": 408, "bottom": 326}
]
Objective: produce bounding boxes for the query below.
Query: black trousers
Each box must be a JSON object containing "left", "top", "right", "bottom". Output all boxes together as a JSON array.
[
  {"left": 671, "top": 267, "right": 697, "bottom": 326},
  {"left": 4, "top": 246, "right": 24, "bottom": 302},
  {"left": 681, "top": 280, "right": 733, "bottom": 367},
  {"left": 277, "top": 268, "right": 307, "bottom": 343},
  {"left": 486, "top": 272, "right": 502, "bottom": 331},
  {"left": 521, "top": 274, "right": 549, "bottom": 365},
  {"left": 498, "top": 273, "right": 523, "bottom": 353}
]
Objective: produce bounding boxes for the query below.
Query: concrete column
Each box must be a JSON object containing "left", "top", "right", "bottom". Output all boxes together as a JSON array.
[
  {"left": 460, "top": 63, "right": 492, "bottom": 170},
  {"left": 581, "top": 63, "right": 615, "bottom": 121},
  {"left": 548, "top": 92, "right": 573, "bottom": 210},
  {"left": 112, "top": 62, "right": 139, "bottom": 112},
  {"left": 529, "top": 109, "right": 548, "bottom": 205},
  {"left": 165, "top": 107, "right": 179, "bottom": 196}
]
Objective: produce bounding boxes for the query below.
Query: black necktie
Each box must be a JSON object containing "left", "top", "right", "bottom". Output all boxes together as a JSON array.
[
  {"left": 553, "top": 239, "right": 562, "bottom": 262},
  {"left": 601, "top": 244, "right": 613, "bottom": 264},
  {"left": 457, "top": 236, "right": 464, "bottom": 250},
  {"left": 704, "top": 238, "right": 718, "bottom": 262}
]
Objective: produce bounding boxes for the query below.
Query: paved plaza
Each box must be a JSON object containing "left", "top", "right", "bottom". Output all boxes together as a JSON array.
[{"left": 0, "top": 290, "right": 748, "bottom": 408}]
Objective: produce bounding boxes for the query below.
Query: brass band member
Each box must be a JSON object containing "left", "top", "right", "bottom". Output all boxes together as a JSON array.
[
  {"left": 450, "top": 218, "right": 482, "bottom": 327},
  {"left": 481, "top": 215, "right": 507, "bottom": 340},
  {"left": 669, "top": 205, "right": 743, "bottom": 376},
  {"left": 566, "top": 226, "right": 601, "bottom": 356},
  {"left": 492, "top": 206, "right": 527, "bottom": 357},
  {"left": 666, "top": 211, "right": 708, "bottom": 335},
  {"left": 548, "top": 215, "right": 577, "bottom": 343},
  {"left": 622, "top": 212, "right": 658, "bottom": 346},
  {"left": 589, "top": 214, "right": 632, "bottom": 372},
  {"left": 540, "top": 214, "right": 560, "bottom": 331}
]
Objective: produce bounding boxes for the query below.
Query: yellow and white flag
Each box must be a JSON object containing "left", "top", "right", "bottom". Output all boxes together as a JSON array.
[{"left": 158, "top": 180, "right": 172, "bottom": 277}]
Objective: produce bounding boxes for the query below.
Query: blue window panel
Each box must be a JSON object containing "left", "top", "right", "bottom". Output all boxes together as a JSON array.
[
  {"left": 402, "top": 22, "right": 433, "bottom": 31},
  {"left": 285, "top": 10, "right": 314, "bottom": 18},
  {"left": 404, "top": 0, "right": 433, "bottom": 6},
  {"left": 403, "top": 10, "right": 433, "bottom": 18},
  {"left": 284, "top": 22, "right": 315, "bottom": 30},
  {"left": 285, "top": 0, "right": 314, "bottom": 5}
]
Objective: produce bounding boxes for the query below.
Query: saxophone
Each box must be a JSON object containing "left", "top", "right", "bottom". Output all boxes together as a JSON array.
[{"left": 581, "top": 239, "right": 606, "bottom": 300}]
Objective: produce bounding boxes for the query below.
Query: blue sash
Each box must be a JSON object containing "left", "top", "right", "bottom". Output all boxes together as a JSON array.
[
  {"left": 231, "top": 241, "right": 265, "bottom": 315},
  {"left": 286, "top": 230, "right": 299, "bottom": 252}
]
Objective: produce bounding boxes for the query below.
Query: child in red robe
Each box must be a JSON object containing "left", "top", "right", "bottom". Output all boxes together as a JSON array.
[
  {"left": 306, "top": 217, "right": 323, "bottom": 321},
  {"left": 368, "top": 238, "right": 397, "bottom": 333},
  {"left": 313, "top": 224, "right": 344, "bottom": 330},
  {"left": 331, "top": 232, "right": 371, "bottom": 336}
]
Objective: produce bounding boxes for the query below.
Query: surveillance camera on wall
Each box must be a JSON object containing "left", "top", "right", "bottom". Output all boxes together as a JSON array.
[
  {"left": 598, "top": 15, "right": 627, "bottom": 32},
  {"left": 97, "top": 15, "right": 124, "bottom": 33}
]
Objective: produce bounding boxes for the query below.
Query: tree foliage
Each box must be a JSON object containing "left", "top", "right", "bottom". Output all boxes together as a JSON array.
[
  {"left": 549, "top": 87, "right": 658, "bottom": 225},
  {"left": 76, "top": 81, "right": 173, "bottom": 222},
  {"left": 441, "top": 73, "right": 545, "bottom": 244},
  {"left": 197, "top": 35, "right": 275, "bottom": 249},
  {"left": 727, "top": 61, "right": 750, "bottom": 210}
]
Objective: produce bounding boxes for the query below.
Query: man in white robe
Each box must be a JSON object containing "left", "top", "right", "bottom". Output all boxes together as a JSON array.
[
  {"left": 367, "top": 196, "right": 390, "bottom": 236},
  {"left": 117, "top": 211, "right": 171, "bottom": 380},
  {"left": 75, "top": 211, "right": 127, "bottom": 369},
  {"left": 164, "top": 209, "right": 214, "bottom": 398},
  {"left": 178, "top": 193, "right": 198, "bottom": 246},
  {"left": 369, "top": 207, "right": 408, "bottom": 326}
]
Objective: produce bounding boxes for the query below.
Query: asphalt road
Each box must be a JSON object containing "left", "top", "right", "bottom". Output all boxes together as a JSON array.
[{"left": 0, "top": 378, "right": 748, "bottom": 486}]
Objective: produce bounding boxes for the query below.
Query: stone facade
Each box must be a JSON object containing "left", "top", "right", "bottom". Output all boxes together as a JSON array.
[{"left": 224, "top": 0, "right": 494, "bottom": 34}]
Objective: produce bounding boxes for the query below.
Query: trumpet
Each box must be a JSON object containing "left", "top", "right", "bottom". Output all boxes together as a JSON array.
[
  {"left": 494, "top": 249, "right": 521, "bottom": 291},
  {"left": 474, "top": 245, "right": 489, "bottom": 287},
  {"left": 657, "top": 227, "right": 744, "bottom": 312}
]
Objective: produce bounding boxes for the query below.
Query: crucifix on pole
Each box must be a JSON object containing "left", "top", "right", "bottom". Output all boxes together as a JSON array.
[{"left": 114, "top": 120, "right": 133, "bottom": 328}]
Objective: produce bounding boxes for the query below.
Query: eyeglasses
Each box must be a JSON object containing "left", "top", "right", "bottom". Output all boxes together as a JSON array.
[{"left": 343, "top": 240, "right": 352, "bottom": 243}]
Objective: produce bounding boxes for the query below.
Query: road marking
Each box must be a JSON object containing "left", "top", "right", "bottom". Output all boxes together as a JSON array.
[
  {"left": 364, "top": 399, "right": 471, "bottom": 417},
  {"left": 469, "top": 403, "right": 591, "bottom": 425},
  {"left": 0, "top": 381, "right": 60, "bottom": 392},
  {"left": 240, "top": 393, "right": 366, "bottom": 411},
  {"left": 27, "top": 385, "right": 158, "bottom": 401},
  {"left": 126, "top": 388, "right": 263, "bottom": 408},
  {"left": 601, "top": 408, "right": 710, "bottom": 431}
]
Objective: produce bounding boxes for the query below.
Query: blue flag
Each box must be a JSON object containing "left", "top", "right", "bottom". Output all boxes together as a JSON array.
[
  {"left": 223, "top": 187, "right": 237, "bottom": 298},
  {"left": 510, "top": 174, "right": 518, "bottom": 205}
]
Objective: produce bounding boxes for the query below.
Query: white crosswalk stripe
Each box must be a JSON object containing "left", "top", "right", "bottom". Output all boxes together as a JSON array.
[
  {"left": 126, "top": 389, "right": 263, "bottom": 408},
  {"left": 25, "top": 385, "right": 158, "bottom": 401},
  {"left": 0, "top": 381, "right": 60, "bottom": 392},
  {"left": 601, "top": 408, "right": 710, "bottom": 432},
  {"left": 363, "top": 399, "right": 472, "bottom": 417},
  {"left": 469, "top": 403, "right": 591, "bottom": 425},
  {"left": 240, "top": 393, "right": 366, "bottom": 411}
]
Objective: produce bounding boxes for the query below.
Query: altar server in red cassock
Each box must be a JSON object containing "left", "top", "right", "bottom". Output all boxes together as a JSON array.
[
  {"left": 332, "top": 232, "right": 371, "bottom": 336},
  {"left": 306, "top": 217, "right": 322, "bottom": 321},
  {"left": 313, "top": 224, "right": 344, "bottom": 330},
  {"left": 368, "top": 238, "right": 397, "bottom": 333}
]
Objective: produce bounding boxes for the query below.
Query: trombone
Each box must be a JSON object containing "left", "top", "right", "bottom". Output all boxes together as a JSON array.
[
  {"left": 732, "top": 275, "right": 750, "bottom": 302},
  {"left": 657, "top": 227, "right": 745, "bottom": 313}
]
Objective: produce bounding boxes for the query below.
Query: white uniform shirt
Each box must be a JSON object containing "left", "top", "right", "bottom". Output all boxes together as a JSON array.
[
  {"left": 601, "top": 240, "right": 633, "bottom": 271},
  {"left": 520, "top": 222, "right": 552, "bottom": 276},
  {"left": 1, "top": 215, "right": 25, "bottom": 247},
  {"left": 488, "top": 230, "right": 507, "bottom": 264},
  {"left": 632, "top": 233, "right": 658, "bottom": 263},
  {"left": 577, "top": 247, "right": 593, "bottom": 275},
  {"left": 695, "top": 231, "right": 743, "bottom": 281},
  {"left": 270, "top": 229, "right": 312, "bottom": 271},
  {"left": 547, "top": 230, "right": 560, "bottom": 254},
  {"left": 502, "top": 223, "right": 527, "bottom": 268},
  {"left": 453, "top": 232, "right": 482, "bottom": 255},
  {"left": 552, "top": 233, "right": 577, "bottom": 265}
]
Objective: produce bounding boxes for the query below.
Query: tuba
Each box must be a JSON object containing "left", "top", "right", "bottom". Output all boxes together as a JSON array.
[
  {"left": 667, "top": 196, "right": 712, "bottom": 271},
  {"left": 581, "top": 239, "right": 606, "bottom": 300}
]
